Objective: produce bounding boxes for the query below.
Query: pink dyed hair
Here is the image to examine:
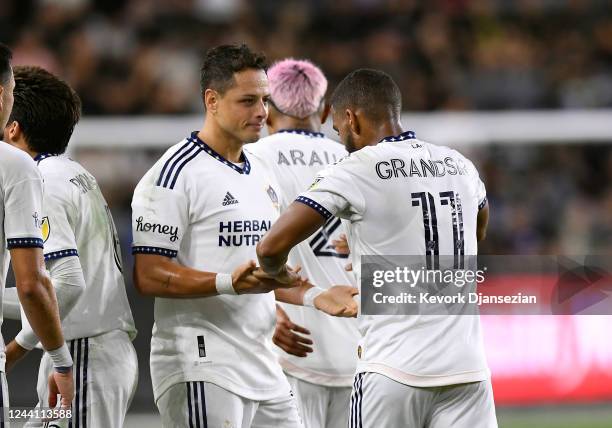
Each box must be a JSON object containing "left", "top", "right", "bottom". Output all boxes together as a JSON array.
[{"left": 267, "top": 58, "right": 328, "bottom": 119}]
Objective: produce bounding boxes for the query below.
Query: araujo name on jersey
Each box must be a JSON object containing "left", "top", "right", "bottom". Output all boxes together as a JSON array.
[
  {"left": 278, "top": 149, "right": 340, "bottom": 166},
  {"left": 218, "top": 220, "right": 272, "bottom": 246},
  {"left": 135, "top": 216, "right": 179, "bottom": 242},
  {"left": 375, "top": 156, "right": 469, "bottom": 179}
]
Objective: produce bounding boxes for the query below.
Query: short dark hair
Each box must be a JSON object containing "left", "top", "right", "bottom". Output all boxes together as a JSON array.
[
  {"left": 200, "top": 44, "right": 267, "bottom": 95},
  {"left": 330, "top": 69, "right": 402, "bottom": 121},
  {"left": 9, "top": 66, "right": 81, "bottom": 154},
  {"left": 0, "top": 43, "right": 12, "bottom": 85}
]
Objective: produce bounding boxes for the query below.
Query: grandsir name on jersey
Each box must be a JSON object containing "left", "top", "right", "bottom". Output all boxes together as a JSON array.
[
  {"left": 298, "top": 131, "right": 490, "bottom": 388},
  {"left": 132, "top": 132, "right": 290, "bottom": 402}
]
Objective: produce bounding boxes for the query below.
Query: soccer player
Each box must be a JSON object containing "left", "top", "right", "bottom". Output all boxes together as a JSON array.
[
  {"left": 2, "top": 66, "right": 137, "bottom": 427},
  {"left": 0, "top": 45, "right": 74, "bottom": 423},
  {"left": 256, "top": 69, "right": 497, "bottom": 428},
  {"left": 132, "top": 44, "right": 354, "bottom": 428},
  {"left": 245, "top": 59, "right": 360, "bottom": 428}
]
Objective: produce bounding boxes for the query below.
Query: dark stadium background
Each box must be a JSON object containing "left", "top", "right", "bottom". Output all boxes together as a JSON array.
[{"left": 2, "top": 0, "right": 612, "bottom": 426}]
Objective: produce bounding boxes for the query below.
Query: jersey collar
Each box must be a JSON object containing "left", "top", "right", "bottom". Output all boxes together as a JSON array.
[
  {"left": 277, "top": 129, "right": 325, "bottom": 138},
  {"left": 190, "top": 131, "right": 251, "bottom": 175},
  {"left": 379, "top": 130, "right": 416, "bottom": 143},
  {"left": 33, "top": 152, "right": 59, "bottom": 164}
]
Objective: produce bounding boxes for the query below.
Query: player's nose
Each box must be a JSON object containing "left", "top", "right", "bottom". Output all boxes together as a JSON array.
[{"left": 255, "top": 98, "right": 268, "bottom": 118}]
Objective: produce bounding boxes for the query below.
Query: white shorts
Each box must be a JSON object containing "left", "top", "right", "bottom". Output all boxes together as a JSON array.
[
  {"left": 26, "top": 330, "right": 138, "bottom": 428},
  {"left": 1, "top": 371, "right": 11, "bottom": 428},
  {"left": 349, "top": 373, "right": 498, "bottom": 428},
  {"left": 286, "top": 375, "right": 350, "bottom": 428},
  {"left": 157, "top": 381, "right": 303, "bottom": 428}
]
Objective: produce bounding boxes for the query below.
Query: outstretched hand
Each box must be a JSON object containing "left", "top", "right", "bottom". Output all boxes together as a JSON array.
[
  {"left": 273, "top": 305, "right": 313, "bottom": 357},
  {"left": 48, "top": 369, "right": 74, "bottom": 413},
  {"left": 315, "top": 285, "right": 359, "bottom": 317}
]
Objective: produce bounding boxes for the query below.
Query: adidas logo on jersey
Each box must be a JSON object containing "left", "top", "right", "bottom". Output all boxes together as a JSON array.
[{"left": 222, "top": 192, "right": 239, "bottom": 206}]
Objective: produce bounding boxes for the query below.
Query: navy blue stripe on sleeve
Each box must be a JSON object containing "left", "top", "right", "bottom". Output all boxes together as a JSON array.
[
  {"left": 478, "top": 196, "right": 488, "bottom": 210},
  {"left": 7, "top": 237, "right": 44, "bottom": 249},
  {"left": 161, "top": 144, "right": 199, "bottom": 188},
  {"left": 169, "top": 147, "right": 204, "bottom": 189},
  {"left": 44, "top": 249, "right": 79, "bottom": 261},
  {"left": 295, "top": 196, "right": 333, "bottom": 220},
  {"left": 156, "top": 141, "right": 193, "bottom": 187},
  {"left": 132, "top": 246, "right": 178, "bottom": 258}
]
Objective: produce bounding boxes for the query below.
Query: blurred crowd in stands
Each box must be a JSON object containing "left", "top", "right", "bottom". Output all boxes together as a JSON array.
[
  {"left": 474, "top": 144, "right": 612, "bottom": 255},
  {"left": 3, "top": 0, "right": 612, "bottom": 114}
]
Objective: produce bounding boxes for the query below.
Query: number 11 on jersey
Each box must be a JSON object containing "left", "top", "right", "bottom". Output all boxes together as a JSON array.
[{"left": 412, "top": 191, "right": 465, "bottom": 270}]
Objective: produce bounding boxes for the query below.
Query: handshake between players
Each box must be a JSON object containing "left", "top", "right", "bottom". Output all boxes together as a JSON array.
[{"left": 233, "top": 260, "right": 358, "bottom": 318}]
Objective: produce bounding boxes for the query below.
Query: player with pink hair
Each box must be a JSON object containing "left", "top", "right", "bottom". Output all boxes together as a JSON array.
[
  {"left": 266, "top": 58, "right": 328, "bottom": 121},
  {"left": 246, "top": 59, "right": 360, "bottom": 428}
]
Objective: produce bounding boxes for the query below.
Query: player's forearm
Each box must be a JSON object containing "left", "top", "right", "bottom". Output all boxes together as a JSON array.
[
  {"left": 11, "top": 248, "right": 66, "bottom": 351},
  {"left": 4, "top": 340, "right": 30, "bottom": 372},
  {"left": 48, "top": 256, "right": 85, "bottom": 319},
  {"left": 258, "top": 202, "right": 327, "bottom": 275},
  {"left": 477, "top": 203, "right": 489, "bottom": 242},
  {"left": 16, "top": 270, "right": 85, "bottom": 351},
  {"left": 257, "top": 229, "right": 296, "bottom": 275},
  {"left": 17, "top": 272, "right": 65, "bottom": 351},
  {"left": 134, "top": 254, "right": 218, "bottom": 298},
  {"left": 258, "top": 253, "right": 289, "bottom": 276},
  {"left": 275, "top": 282, "right": 313, "bottom": 306}
]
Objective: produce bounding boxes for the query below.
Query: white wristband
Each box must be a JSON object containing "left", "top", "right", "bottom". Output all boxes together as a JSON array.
[
  {"left": 303, "top": 287, "right": 325, "bottom": 308},
  {"left": 47, "top": 343, "right": 73, "bottom": 372},
  {"left": 215, "top": 273, "right": 236, "bottom": 295}
]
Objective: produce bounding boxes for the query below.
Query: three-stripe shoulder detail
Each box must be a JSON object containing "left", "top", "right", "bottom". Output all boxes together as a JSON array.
[{"left": 156, "top": 140, "right": 203, "bottom": 189}]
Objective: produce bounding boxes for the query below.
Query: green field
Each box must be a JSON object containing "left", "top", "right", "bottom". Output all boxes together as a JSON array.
[
  {"left": 498, "top": 405, "right": 612, "bottom": 428},
  {"left": 23, "top": 406, "right": 604, "bottom": 428}
]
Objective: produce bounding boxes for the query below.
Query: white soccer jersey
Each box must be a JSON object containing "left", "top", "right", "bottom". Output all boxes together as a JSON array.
[
  {"left": 0, "top": 142, "right": 44, "bottom": 372},
  {"left": 299, "top": 131, "right": 490, "bottom": 387},
  {"left": 132, "top": 132, "right": 290, "bottom": 402},
  {"left": 19, "top": 153, "right": 136, "bottom": 342},
  {"left": 245, "top": 129, "right": 360, "bottom": 387}
]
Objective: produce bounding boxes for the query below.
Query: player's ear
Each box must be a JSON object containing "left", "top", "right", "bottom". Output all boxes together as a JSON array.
[
  {"left": 4, "top": 120, "right": 21, "bottom": 143},
  {"left": 204, "top": 89, "right": 219, "bottom": 114},
  {"left": 320, "top": 102, "right": 331, "bottom": 125},
  {"left": 346, "top": 109, "right": 360, "bottom": 135}
]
